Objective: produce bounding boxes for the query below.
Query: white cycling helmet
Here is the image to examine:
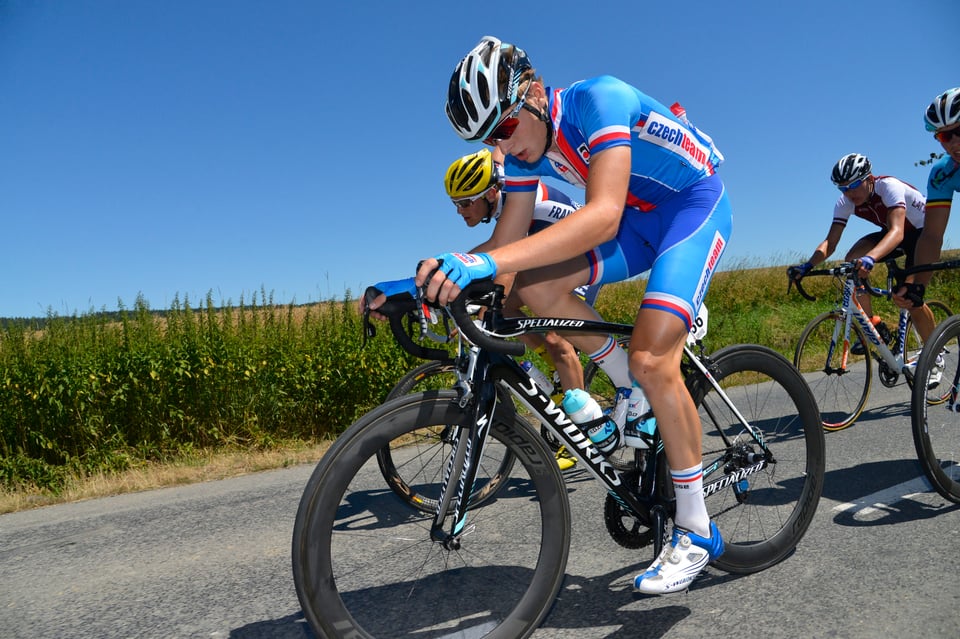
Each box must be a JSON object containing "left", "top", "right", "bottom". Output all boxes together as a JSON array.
[
  {"left": 445, "top": 36, "right": 533, "bottom": 142},
  {"left": 924, "top": 87, "right": 960, "bottom": 132},
  {"left": 831, "top": 153, "right": 872, "bottom": 185}
]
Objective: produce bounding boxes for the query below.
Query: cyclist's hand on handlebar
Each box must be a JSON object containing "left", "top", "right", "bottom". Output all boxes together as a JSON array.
[
  {"left": 361, "top": 277, "right": 417, "bottom": 320},
  {"left": 416, "top": 252, "right": 497, "bottom": 306},
  {"left": 892, "top": 282, "right": 926, "bottom": 309},
  {"left": 787, "top": 261, "right": 812, "bottom": 281},
  {"left": 856, "top": 255, "right": 875, "bottom": 279}
]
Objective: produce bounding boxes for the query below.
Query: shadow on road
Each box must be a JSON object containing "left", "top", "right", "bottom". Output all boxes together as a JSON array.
[
  {"left": 230, "top": 612, "right": 315, "bottom": 638},
  {"left": 823, "top": 458, "right": 960, "bottom": 527},
  {"left": 229, "top": 563, "right": 748, "bottom": 639}
]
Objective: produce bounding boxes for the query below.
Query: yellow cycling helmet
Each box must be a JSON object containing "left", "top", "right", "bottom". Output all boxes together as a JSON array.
[{"left": 444, "top": 148, "right": 503, "bottom": 199}]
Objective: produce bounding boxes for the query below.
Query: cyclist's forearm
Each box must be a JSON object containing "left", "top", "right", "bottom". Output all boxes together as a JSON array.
[{"left": 908, "top": 206, "right": 950, "bottom": 284}]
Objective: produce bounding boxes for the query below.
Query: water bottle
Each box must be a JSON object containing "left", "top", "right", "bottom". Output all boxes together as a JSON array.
[
  {"left": 521, "top": 360, "right": 554, "bottom": 395},
  {"left": 562, "top": 389, "right": 622, "bottom": 455},
  {"left": 623, "top": 381, "right": 657, "bottom": 448}
]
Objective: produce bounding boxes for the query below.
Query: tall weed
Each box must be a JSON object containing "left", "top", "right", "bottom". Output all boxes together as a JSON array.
[{"left": 2, "top": 251, "right": 958, "bottom": 492}]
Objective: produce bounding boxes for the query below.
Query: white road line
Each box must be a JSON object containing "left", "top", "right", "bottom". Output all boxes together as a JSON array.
[{"left": 832, "top": 475, "right": 935, "bottom": 516}]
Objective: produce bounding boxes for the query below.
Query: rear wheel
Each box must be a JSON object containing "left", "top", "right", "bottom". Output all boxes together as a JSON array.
[{"left": 690, "top": 344, "right": 825, "bottom": 573}]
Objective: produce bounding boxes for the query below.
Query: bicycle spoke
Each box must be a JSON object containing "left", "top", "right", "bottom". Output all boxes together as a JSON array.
[
  {"left": 692, "top": 345, "right": 825, "bottom": 574},
  {"left": 294, "top": 392, "right": 570, "bottom": 639}
]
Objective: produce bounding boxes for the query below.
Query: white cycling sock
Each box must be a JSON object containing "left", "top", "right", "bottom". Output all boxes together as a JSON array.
[
  {"left": 671, "top": 464, "right": 711, "bottom": 538},
  {"left": 586, "top": 336, "right": 632, "bottom": 389}
]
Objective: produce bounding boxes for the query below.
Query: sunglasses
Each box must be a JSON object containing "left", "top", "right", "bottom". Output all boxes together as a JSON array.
[
  {"left": 935, "top": 127, "right": 960, "bottom": 143},
  {"left": 838, "top": 177, "right": 867, "bottom": 192},
  {"left": 483, "top": 83, "right": 532, "bottom": 146},
  {"left": 452, "top": 187, "right": 491, "bottom": 209}
]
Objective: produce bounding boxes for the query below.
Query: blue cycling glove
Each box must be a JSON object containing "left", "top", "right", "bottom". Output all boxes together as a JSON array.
[
  {"left": 788, "top": 261, "right": 813, "bottom": 280},
  {"left": 372, "top": 277, "right": 417, "bottom": 298},
  {"left": 858, "top": 256, "right": 875, "bottom": 272},
  {"left": 435, "top": 252, "right": 497, "bottom": 288}
]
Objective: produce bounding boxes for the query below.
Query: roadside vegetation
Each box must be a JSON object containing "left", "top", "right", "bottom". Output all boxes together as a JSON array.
[{"left": 3, "top": 253, "right": 959, "bottom": 513}]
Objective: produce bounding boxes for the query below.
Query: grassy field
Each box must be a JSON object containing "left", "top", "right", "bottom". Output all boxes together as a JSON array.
[{"left": 2, "top": 253, "right": 959, "bottom": 513}]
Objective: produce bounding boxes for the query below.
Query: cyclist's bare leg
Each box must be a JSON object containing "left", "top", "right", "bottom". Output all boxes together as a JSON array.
[
  {"left": 542, "top": 330, "right": 584, "bottom": 391},
  {"left": 908, "top": 304, "right": 936, "bottom": 342},
  {"left": 856, "top": 288, "right": 876, "bottom": 318},
  {"left": 504, "top": 291, "right": 585, "bottom": 389},
  {"left": 845, "top": 242, "right": 877, "bottom": 318},
  {"left": 513, "top": 257, "right": 610, "bottom": 356},
  {"left": 629, "top": 307, "right": 710, "bottom": 537}
]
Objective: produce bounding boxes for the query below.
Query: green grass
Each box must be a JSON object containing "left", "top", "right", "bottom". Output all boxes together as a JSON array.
[{"left": 2, "top": 252, "right": 958, "bottom": 494}]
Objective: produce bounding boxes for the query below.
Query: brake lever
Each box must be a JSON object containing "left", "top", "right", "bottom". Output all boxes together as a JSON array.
[{"left": 361, "top": 287, "right": 380, "bottom": 347}]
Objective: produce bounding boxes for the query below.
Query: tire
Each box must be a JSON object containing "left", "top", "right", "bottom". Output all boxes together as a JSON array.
[
  {"left": 378, "top": 360, "right": 516, "bottom": 513},
  {"left": 911, "top": 314, "right": 960, "bottom": 503},
  {"left": 689, "top": 344, "right": 825, "bottom": 574},
  {"left": 293, "top": 390, "right": 571, "bottom": 639},
  {"left": 379, "top": 340, "right": 638, "bottom": 510},
  {"left": 794, "top": 311, "right": 872, "bottom": 431},
  {"left": 385, "top": 359, "right": 459, "bottom": 399},
  {"left": 904, "top": 300, "right": 954, "bottom": 405}
]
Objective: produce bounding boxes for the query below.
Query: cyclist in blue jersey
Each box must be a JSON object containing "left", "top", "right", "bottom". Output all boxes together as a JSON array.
[
  {"left": 419, "top": 36, "right": 732, "bottom": 594},
  {"left": 893, "top": 87, "right": 960, "bottom": 310},
  {"left": 364, "top": 147, "right": 602, "bottom": 470}
]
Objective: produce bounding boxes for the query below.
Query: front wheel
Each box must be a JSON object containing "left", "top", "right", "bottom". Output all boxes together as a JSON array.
[
  {"left": 689, "top": 344, "right": 825, "bottom": 574},
  {"left": 794, "top": 311, "right": 872, "bottom": 431},
  {"left": 911, "top": 314, "right": 960, "bottom": 503},
  {"left": 378, "top": 360, "right": 516, "bottom": 513},
  {"left": 293, "top": 390, "right": 571, "bottom": 639}
]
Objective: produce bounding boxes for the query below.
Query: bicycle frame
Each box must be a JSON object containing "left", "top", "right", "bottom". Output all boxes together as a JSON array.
[
  {"left": 832, "top": 273, "right": 911, "bottom": 375},
  {"left": 428, "top": 319, "right": 773, "bottom": 552}
]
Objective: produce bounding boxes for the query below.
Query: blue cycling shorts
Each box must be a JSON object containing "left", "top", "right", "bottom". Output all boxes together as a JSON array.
[{"left": 585, "top": 173, "right": 732, "bottom": 329}]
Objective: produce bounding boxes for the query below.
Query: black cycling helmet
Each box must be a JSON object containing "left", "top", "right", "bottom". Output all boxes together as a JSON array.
[{"left": 831, "top": 153, "right": 872, "bottom": 185}]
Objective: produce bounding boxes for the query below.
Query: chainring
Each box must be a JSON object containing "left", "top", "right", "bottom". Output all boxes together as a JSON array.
[
  {"left": 603, "top": 471, "right": 654, "bottom": 549},
  {"left": 877, "top": 359, "right": 900, "bottom": 387}
]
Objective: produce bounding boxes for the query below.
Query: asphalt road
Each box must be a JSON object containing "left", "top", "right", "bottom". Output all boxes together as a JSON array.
[{"left": 2, "top": 379, "right": 958, "bottom": 639}]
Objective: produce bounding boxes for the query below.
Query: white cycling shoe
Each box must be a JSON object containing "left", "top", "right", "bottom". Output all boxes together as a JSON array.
[
  {"left": 634, "top": 521, "right": 724, "bottom": 595},
  {"left": 906, "top": 352, "right": 946, "bottom": 390}
]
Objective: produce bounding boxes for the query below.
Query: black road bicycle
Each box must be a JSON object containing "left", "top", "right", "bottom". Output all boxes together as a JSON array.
[
  {"left": 377, "top": 331, "right": 659, "bottom": 512},
  {"left": 292, "top": 280, "right": 825, "bottom": 639}
]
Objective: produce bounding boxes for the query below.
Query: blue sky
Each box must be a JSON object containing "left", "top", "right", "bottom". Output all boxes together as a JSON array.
[{"left": 1, "top": 0, "right": 955, "bottom": 318}]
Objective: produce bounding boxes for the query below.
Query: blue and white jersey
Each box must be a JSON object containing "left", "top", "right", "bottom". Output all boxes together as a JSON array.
[
  {"left": 493, "top": 181, "right": 581, "bottom": 233},
  {"left": 926, "top": 154, "right": 960, "bottom": 212},
  {"left": 503, "top": 75, "right": 724, "bottom": 212}
]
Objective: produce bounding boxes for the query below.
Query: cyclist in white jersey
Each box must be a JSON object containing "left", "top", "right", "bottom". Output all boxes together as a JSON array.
[
  {"left": 893, "top": 87, "right": 960, "bottom": 310},
  {"left": 789, "top": 153, "right": 934, "bottom": 347},
  {"left": 418, "top": 36, "right": 732, "bottom": 595}
]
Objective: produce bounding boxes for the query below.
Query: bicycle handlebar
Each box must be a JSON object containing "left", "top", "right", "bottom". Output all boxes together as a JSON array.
[
  {"left": 788, "top": 261, "right": 887, "bottom": 302},
  {"left": 362, "top": 279, "right": 526, "bottom": 360},
  {"left": 448, "top": 281, "right": 526, "bottom": 357},
  {"left": 362, "top": 287, "right": 450, "bottom": 361},
  {"left": 789, "top": 256, "right": 960, "bottom": 302}
]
